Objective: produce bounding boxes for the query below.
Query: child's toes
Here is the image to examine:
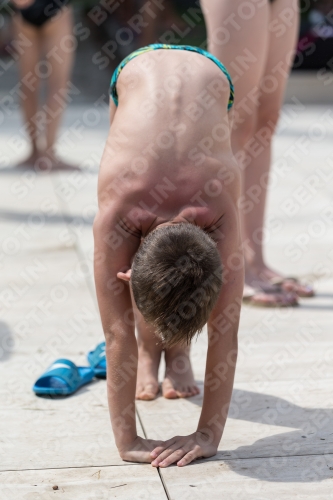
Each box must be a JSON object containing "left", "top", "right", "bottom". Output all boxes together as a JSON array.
[
  {"left": 136, "top": 383, "right": 159, "bottom": 400},
  {"left": 190, "top": 385, "right": 200, "bottom": 396},
  {"left": 176, "top": 386, "right": 193, "bottom": 398},
  {"left": 137, "top": 392, "right": 155, "bottom": 400},
  {"left": 186, "top": 386, "right": 198, "bottom": 397},
  {"left": 162, "top": 379, "right": 178, "bottom": 399}
]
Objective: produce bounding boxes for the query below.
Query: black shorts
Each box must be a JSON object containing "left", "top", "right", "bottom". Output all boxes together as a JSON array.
[{"left": 19, "top": 0, "right": 70, "bottom": 28}]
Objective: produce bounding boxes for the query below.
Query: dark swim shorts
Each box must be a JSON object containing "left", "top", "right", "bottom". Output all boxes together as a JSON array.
[{"left": 19, "top": 0, "right": 70, "bottom": 28}]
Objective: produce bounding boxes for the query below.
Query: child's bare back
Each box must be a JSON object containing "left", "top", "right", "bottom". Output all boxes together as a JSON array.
[
  {"left": 94, "top": 45, "right": 243, "bottom": 469},
  {"left": 98, "top": 47, "right": 239, "bottom": 237}
]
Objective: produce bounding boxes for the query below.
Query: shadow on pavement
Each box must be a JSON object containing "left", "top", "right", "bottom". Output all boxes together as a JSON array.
[
  {"left": 0, "top": 321, "right": 14, "bottom": 362},
  {"left": 190, "top": 388, "right": 333, "bottom": 482},
  {"left": 0, "top": 209, "right": 95, "bottom": 226}
]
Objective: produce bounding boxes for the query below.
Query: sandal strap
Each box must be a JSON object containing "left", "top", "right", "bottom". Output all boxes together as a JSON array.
[
  {"left": 270, "top": 276, "right": 298, "bottom": 286},
  {"left": 88, "top": 342, "right": 106, "bottom": 369},
  {"left": 36, "top": 358, "right": 81, "bottom": 391}
]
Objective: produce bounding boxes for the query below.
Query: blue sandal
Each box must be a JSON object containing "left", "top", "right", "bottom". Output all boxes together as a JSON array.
[
  {"left": 87, "top": 342, "right": 106, "bottom": 378},
  {"left": 33, "top": 359, "right": 94, "bottom": 396}
]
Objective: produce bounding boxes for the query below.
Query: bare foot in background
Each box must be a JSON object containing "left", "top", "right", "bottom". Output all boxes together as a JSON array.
[
  {"left": 34, "top": 151, "right": 80, "bottom": 172},
  {"left": 15, "top": 150, "right": 39, "bottom": 169}
]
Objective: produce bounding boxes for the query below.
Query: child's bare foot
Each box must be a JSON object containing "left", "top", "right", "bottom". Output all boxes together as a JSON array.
[
  {"left": 136, "top": 343, "right": 162, "bottom": 400},
  {"left": 162, "top": 346, "right": 200, "bottom": 399}
]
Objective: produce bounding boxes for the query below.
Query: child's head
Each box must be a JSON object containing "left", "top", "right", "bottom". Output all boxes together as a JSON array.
[{"left": 131, "top": 223, "right": 222, "bottom": 347}]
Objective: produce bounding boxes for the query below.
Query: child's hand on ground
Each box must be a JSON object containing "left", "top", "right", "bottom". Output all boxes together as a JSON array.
[
  {"left": 119, "top": 436, "right": 164, "bottom": 463},
  {"left": 150, "top": 432, "right": 218, "bottom": 467}
]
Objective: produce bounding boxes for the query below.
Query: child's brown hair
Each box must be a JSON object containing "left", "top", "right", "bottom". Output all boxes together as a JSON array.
[{"left": 131, "top": 223, "right": 223, "bottom": 347}]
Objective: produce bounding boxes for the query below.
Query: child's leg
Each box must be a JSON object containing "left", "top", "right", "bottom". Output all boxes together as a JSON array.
[
  {"left": 133, "top": 294, "right": 199, "bottom": 399},
  {"left": 163, "top": 345, "right": 200, "bottom": 399},
  {"left": 131, "top": 290, "right": 162, "bottom": 400},
  {"left": 13, "top": 15, "right": 42, "bottom": 165},
  {"left": 134, "top": 305, "right": 163, "bottom": 400}
]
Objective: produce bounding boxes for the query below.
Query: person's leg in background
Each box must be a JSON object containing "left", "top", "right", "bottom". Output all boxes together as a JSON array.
[
  {"left": 243, "top": 0, "right": 304, "bottom": 292},
  {"left": 139, "top": 0, "right": 160, "bottom": 46},
  {"left": 201, "top": 0, "right": 303, "bottom": 305},
  {"left": 13, "top": 14, "right": 42, "bottom": 167},
  {"left": 138, "top": 0, "right": 189, "bottom": 47},
  {"left": 39, "top": 6, "right": 75, "bottom": 169}
]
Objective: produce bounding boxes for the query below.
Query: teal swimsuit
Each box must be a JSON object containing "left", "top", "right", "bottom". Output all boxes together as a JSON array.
[{"left": 110, "top": 44, "right": 234, "bottom": 111}]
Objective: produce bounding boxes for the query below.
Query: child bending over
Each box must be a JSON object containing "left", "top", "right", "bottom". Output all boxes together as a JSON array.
[{"left": 93, "top": 44, "right": 243, "bottom": 468}]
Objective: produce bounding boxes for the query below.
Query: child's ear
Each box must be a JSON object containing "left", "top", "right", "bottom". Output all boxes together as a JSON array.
[{"left": 117, "top": 269, "right": 131, "bottom": 282}]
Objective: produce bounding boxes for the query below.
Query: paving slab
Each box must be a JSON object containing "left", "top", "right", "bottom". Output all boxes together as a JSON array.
[
  {"left": 0, "top": 104, "right": 333, "bottom": 497},
  {"left": 0, "top": 465, "right": 167, "bottom": 500},
  {"left": 137, "top": 378, "right": 333, "bottom": 462},
  {"left": 161, "top": 454, "right": 333, "bottom": 500}
]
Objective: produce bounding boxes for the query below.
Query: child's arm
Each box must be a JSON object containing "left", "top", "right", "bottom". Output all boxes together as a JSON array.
[
  {"left": 150, "top": 207, "right": 243, "bottom": 468},
  {"left": 93, "top": 209, "right": 163, "bottom": 461},
  {"left": 196, "top": 256, "right": 242, "bottom": 445}
]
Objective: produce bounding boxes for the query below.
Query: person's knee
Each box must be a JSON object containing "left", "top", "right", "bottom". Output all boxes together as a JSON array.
[
  {"left": 233, "top": 113, "right": 256, "bottom": 146},
  {"left": 256, "top": 104, "right": 280, "bottom": 134}
]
